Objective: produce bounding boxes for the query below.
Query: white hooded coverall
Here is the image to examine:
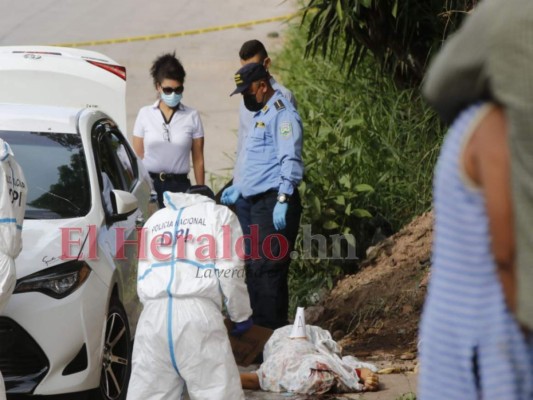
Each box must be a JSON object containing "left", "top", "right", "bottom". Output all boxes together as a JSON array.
[
  {"left": 127, "top": 192, "right": 252, "bottom": 400},
  {"left": 0, "top": 139, "right": 27, "bottom": 400}
]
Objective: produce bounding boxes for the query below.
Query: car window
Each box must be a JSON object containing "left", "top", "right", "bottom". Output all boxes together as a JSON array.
[
  {"left": 0, "top": 130, "right": 91, "bottom": 219},
  {"left": 95, "top": 134, "right": 123, "bottom": 191},
  {"left": 109, "top": 132, "right": 137, "bottom": 191},
  {"left": 92, "top": 122, "right": 139, "bottom": 216}
]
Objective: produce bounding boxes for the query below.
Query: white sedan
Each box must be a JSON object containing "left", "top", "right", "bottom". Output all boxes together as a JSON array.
[{"left": 0, "top": 47, "right": 152, "bottom": 400}]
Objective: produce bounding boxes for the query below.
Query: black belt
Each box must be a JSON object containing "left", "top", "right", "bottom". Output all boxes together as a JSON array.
[
  {"left": 246, "top": 188, "right": 300, "bottom": 204},
  {"left": 246, "top": 190, "right": 277, "bottom": 204},
  {"left": 149, "top": 172, "right": 188, "bottom": 182}
]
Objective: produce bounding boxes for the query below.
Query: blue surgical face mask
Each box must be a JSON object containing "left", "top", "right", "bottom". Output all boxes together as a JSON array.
[{"left": 160, "top": 92, "right": 182, "bottom": 108}]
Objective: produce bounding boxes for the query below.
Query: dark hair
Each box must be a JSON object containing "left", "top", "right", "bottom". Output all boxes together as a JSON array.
[
  {"left": 239, "top": 40, "right": 268, "bottom": 61},
  {"left": 150, "top": 52, "right": 186, "bottom": 87},
  {"left": 186, "top": 185, "right": 215, "bottom": 200}
]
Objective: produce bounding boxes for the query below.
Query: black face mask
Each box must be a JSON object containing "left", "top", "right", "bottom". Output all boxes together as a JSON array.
[{"left": 243, "top": 93, "right": 263, "bottom": 112}]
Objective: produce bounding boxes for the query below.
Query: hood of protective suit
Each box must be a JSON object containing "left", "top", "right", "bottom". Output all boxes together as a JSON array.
[
  {"left": 163, "top": 191, "right": 214, "bottom": 209},
  {"left": 137, "top": 192, "right": 252, "bottom": 323},
  {"left": 0, "top": 138, "right": 13, "bottom": 159},
  {"left": 0, "top": 138, "right": 26, "bottom": 259}
]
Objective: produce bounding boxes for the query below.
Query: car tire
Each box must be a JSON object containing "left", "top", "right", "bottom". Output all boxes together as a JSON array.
[{"left": 99, "top": 297, "right": 132, "bottom": 400}]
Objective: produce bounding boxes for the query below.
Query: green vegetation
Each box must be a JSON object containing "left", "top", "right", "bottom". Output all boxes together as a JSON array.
[
  {"left": 302, "top": 0, "right": 477, "bottom": 86},
  {"left": 276, "top": 23, "right": 446, "bottom": 310}
]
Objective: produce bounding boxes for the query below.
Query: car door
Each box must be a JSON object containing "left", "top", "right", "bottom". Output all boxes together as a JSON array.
[{"left": 92, "top": 121, "right": 147, "bottom": 333}]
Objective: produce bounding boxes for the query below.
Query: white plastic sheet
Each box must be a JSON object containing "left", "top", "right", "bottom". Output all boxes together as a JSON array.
[{"left": 258, "top": 325, "right": 377, "bottom": 394}]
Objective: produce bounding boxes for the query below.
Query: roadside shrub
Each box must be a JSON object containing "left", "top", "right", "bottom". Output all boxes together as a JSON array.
[
  {"left": 274, "top": 24, "right": 445, "bottom": 310},
  {"left": 301, "top": 0, "right": 477, "bottom": 86}
]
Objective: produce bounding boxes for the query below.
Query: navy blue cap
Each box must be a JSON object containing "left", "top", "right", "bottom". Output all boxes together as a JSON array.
[{"left": 230, "top": 62, "right": 269, "bottom": 96}]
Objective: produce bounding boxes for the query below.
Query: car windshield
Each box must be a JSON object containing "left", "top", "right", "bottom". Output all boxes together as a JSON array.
[{"left": 0, "top": 130, "right": 91, "bottom": 219}]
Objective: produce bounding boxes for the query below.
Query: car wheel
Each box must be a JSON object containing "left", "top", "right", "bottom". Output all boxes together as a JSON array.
[{"left": 100, "top": 298, "right": 132, "bottom": 400}]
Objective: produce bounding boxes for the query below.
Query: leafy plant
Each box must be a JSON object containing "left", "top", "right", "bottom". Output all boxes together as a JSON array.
[
  {"left": 273, "top": 22, "right": 445, "bottom": 312},
  {"left": 301, "top": 0, "right": 478, "bottom": 86},
  {"left": 208, "top": 170, "right": 232, "bottom": 195}
]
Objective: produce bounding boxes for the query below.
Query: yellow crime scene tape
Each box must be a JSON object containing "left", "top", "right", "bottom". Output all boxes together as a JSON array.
[{"left": 51, "top": 12, "right": 300, "bottom": 48}]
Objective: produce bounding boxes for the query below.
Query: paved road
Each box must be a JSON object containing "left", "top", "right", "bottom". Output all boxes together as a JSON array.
[
  {"left": 1, "top": 2, "right": 297, "bottom": 399},
  {"left": 0, "top": 0, "right": 298, "bottom": 186},
  {"left": 241, "top": 365, "right": 418, "bottom": 400},
  {"left": 7, "top": 372, "right": 418, "bottom": 400},
  {"left": 1, "top": 3, "right": 419, "bottom": 399}
]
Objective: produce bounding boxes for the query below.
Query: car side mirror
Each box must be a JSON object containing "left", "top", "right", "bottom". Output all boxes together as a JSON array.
[{"left": 107, "top": 190, "right": 138, "bottom": 223}]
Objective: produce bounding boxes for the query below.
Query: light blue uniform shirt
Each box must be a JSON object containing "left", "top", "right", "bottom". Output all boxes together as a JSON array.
[
  {"left": 238, "top": 90, "right": 303, "bottom": 198},
  {"left": 233, "top": 78, "right": 297, "bottom": 186}
]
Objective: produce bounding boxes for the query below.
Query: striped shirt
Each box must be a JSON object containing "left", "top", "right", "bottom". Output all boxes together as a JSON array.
[
  {"left": 422, "top": 0, "right": 533, "bottom": 329},
  {"left": 418, "top": 104, "right": 533, "bottom": 400}
]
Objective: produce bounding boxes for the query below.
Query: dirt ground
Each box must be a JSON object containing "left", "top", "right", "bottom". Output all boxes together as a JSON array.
[
  {"left": 241, "top": 212, "right": 433, "bottom": 399},
  {"left": 305, "top": 211, "right": 434, "bottom": 381},
  {"left": 141, "top": 204, "right": 433, "bottom": 400}
]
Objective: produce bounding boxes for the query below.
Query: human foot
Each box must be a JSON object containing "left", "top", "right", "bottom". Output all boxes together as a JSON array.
[{"left": 358, "top": 368, "right": 379, "bottom": 391}]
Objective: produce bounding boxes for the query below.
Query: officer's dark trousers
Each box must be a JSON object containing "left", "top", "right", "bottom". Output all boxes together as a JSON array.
[
  {"left": 235, "top": 196, "right": 252, "bottom": 256},
  {"left": 246, "top": 190, "right": 302, "bottom": 330}
]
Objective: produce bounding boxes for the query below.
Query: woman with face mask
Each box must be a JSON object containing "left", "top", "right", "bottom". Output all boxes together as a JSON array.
[{"left": 133, "top": 52, "right": 205, "bottom": 208}]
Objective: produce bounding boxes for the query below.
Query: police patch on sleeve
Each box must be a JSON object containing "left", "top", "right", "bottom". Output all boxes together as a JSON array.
[{"left": 280, "top": 121, "right": 292, "bottom": 138}]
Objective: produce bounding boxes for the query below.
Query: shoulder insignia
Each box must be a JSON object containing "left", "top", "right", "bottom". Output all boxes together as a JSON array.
[
  {"left": 274, "top": 99, "right": 286, "bottom": 111},
  {"left": 255, "top": 121, "right": 266, "bottom": 128},
  {"left": 279, "top": 121, "right": 292, "bottom": 138}
]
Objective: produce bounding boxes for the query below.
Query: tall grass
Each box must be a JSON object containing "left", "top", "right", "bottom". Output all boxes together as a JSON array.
[{"left": 273, "top": 24, "right": 445, "bottom": 310}]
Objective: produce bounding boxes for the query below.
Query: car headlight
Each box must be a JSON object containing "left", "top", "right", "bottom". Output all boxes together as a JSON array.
[{"left": 14, "top": 260, "right": 91, "bottom": 299}]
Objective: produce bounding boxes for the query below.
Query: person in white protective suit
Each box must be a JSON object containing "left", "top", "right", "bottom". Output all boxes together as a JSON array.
[
  {"left": 127, "top": 185, "right": 253, "bottom": 400},
  {"left": 0, "top": 139, "right": 27, "bottom": 400}
]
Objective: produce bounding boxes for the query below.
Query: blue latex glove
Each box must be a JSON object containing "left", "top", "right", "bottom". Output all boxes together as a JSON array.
[
  {"left": 231, "top": 318, "right": 253, "bottom": 336},
  {"left": 221, "top": 185, "right": 241, "bottom": 205},
  {"left": 273, "top": 202, "right": 288, "bottom": 231}
]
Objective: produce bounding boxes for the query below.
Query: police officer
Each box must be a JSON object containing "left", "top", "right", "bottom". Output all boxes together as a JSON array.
[
  {"left": 222, "top": 63, "right": 303, "bottom": 330},
  {"left": 232, "top": 40, "right": 297, "bottom": 253}
]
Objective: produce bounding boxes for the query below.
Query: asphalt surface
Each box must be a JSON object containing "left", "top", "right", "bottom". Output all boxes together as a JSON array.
[
  {"left": 0, "top": 1, "right": 419, "bottom": 398},
  {"left": 0, "top": 0, "right": 298, "bottom": 185},
  {"left": 240, "top": 365, "right": 418, "bottom": 400},
  {"left": 244, "top": 373, "right": 418, "bottom": 399}
]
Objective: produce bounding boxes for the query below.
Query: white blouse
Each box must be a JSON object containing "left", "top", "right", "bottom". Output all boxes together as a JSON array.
[{"left": 133, "top": 100, "right": 204, "bottom": 174}]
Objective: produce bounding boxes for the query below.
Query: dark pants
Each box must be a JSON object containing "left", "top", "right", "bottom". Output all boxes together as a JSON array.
[
  {"left": 150, "top": 174, "right": 191, "bottom": 208},
  {"left": 235, "top": 196, "right": 252, "bottom": 256},
  {"left": 246, "top": 189, "right": 302, "bottom": 330}
]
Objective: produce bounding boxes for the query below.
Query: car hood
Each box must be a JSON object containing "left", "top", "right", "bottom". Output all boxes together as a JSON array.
[{"left": 17, "top": 218, "right": 90, "bottom": 279}]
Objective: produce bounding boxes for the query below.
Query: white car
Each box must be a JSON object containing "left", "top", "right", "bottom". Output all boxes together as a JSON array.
[{"left": 0, "top": 47, "right": 151, "bottom": 399}]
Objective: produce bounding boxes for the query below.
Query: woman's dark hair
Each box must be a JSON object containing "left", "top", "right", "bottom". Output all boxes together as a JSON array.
[{"left": 150, "top": 52, "right": 186, "bottom": 87}]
